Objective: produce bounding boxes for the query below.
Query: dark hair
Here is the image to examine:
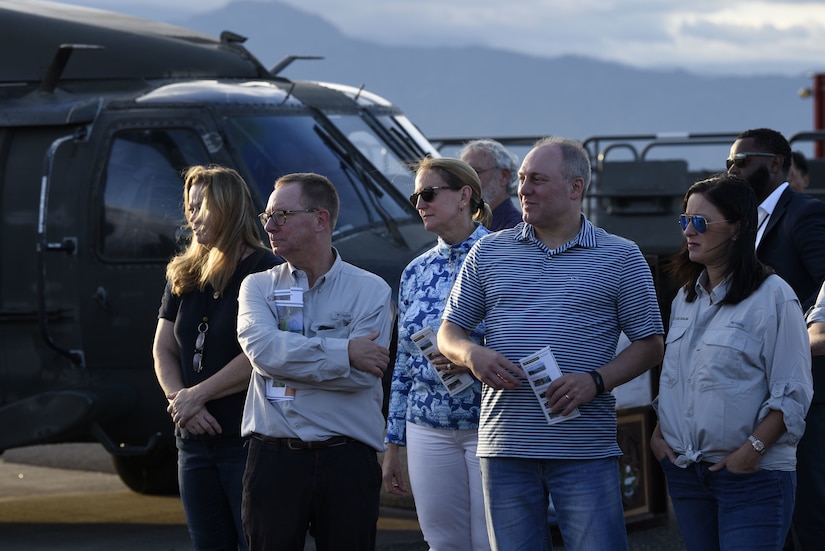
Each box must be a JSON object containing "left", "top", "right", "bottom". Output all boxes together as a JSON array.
[
  {"left": 792, "top": 150, "right": 809, "bottom": 175},
  {"left": 665, "top": 174, "right": 773, "bottom": 305},
  {"left": 737, "top": 128, "right": 792, "bottom": 176},
  {"left": 274, "top": 172, "right": 340, "bottom": 231}
]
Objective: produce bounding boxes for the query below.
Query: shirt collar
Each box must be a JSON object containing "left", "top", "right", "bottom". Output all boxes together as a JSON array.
[
  {"left": 758, "top": 182, "right": 789, "bottom": 216},
  {"left": 286, "top": 247, "right": 341, "bottom": 289},
  {"left": 695, "top": 270, "right": 731, "bottom": 304},
  {"left": 517, "top": 214, "right": 597, "bottom": 253},
  {"left": 435, "top": 223, "right": 490, "bottom": 256}
]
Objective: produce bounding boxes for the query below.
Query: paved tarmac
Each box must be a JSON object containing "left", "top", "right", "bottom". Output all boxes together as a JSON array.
[{"left": 0, "top": 443, "right": 685, "bottom": 550}]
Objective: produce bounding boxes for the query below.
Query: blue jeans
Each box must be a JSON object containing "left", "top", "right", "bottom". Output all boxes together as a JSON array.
[
  {"left": 177, "top": 436, "right": 249, "bottom": 551},
  {"left": 481, "top": 456, "right": 628, "bottom": 551},
  {"left": 661, "top": 458, "right": 795, "bottom": 551}
]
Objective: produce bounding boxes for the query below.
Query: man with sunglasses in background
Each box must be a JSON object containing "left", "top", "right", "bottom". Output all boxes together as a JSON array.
[
  {"left": 727, "top": 128, "right": 825, "bottom": 551},
  {"left": 236, "top": 172, "right": 393, "bottom": 551},
  {"left": 460, "top": 139, "right": 524, "bottom": 231}
]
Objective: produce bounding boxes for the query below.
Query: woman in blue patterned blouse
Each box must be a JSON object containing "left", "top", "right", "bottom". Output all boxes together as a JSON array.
[{"left": 383, "top": 156, "right": 495, "bottom": 550}]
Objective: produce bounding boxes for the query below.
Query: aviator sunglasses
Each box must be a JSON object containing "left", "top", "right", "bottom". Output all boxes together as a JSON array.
[
  {"left": 725, "top": 152, "right": 776, "bottom": 170},
  {"left": 678, "top": 214, "right": 733, "bottom": 233},
  {"left": 409, "top": 186, "right": 460, "bottom": 208},
  {"left": 193, "top": 320, "right": 208, "bottom": 373}
]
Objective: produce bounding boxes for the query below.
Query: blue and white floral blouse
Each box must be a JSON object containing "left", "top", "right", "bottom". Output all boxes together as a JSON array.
[{"left": 385, "top": 224, "right": 490, "bottom": 446}]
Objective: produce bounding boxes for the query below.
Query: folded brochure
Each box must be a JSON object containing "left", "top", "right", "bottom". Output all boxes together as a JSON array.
[
  {"left": 520, "top": 345, "right": 580, "bottom": 425},
  {"left": 410, "top": 326, "right": 475, "bottom": 396}
]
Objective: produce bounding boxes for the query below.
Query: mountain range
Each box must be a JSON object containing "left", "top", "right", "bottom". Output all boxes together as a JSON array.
[{"left": 128, "top": 1, "right": 815, "bottom": 165}]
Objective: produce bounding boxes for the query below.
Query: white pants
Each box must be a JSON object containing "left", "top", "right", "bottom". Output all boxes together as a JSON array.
[{"left": 406, "top": 422, "right": 490, "bottom": 551}]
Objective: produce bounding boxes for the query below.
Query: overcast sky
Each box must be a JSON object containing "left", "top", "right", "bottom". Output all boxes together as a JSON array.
[{"left": 57, "top": 0, "right": 825, "bottom": 77}]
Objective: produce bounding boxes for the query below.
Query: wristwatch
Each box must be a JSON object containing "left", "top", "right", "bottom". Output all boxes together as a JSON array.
[{"left": 747, "top": 435, "right": 766, "bottom": 455}]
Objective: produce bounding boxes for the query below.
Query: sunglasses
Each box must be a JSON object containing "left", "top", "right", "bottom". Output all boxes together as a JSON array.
[
  {"left": 725, "top": 152, "right": 777, "bottom": 170},
  {"left": 409, "top": 186, "right": 460, "bottom": 208},
  {"left": 193, "top": 321, "right": 208, "bottom": 373},
  {"left": 678, "top": 214, "right": 733, "bottom": 233}
]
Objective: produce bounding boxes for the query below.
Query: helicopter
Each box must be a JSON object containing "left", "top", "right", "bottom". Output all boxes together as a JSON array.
[{"left": 0, "top": 0, "right": 437, "bottom": 494}]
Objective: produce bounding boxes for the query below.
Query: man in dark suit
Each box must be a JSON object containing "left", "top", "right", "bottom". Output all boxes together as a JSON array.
[{"left": 727, "top": 128, "right": 825, "bottom": 551}]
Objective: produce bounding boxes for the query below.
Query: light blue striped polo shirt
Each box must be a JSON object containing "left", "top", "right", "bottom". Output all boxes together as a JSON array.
[{"left": 443, "top": 216, "right": 663, "bottom": 459}]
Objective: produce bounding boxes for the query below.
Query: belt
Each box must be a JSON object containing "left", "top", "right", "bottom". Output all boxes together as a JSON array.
[{"left": 251, "top": 432, "right": 353, "bottom": 450}]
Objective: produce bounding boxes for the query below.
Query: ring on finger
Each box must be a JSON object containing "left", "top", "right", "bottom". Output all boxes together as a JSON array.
[{"left": 565, "top": 393, "right": 572, "bottom": 401}]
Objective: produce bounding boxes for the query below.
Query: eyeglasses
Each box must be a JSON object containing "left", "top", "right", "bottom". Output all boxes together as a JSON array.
[
  {"left": 193, "top": 321, "right": 208, "bottom": 373},
  {"left": 409, "top": 186, "right": 460, "bottom": 207},
  {"left": 725, "top": 152, "right": 777, "bottom": 170},
  {"left": 678, "top": 214, "right": 733, "bottom": 233},
  {"left": 258, "top": 208, "right": 318, "bottom": 226},
  {"left": 473, "top": 166, "right": 498, "bottom": 175}
]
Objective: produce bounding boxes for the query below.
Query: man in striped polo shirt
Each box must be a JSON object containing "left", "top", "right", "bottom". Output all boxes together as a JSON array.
[{"left": 439, "top": 136, "right": 664, "bottom": 551}]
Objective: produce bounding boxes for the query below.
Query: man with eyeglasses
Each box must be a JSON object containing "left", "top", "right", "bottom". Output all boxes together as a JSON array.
[
  {"left": 460, "top": 139, "right": 523, "bottom": 231},
  {"left": 727, "top": 128, "right": 825, "bottom": 551},
  {"left": 236, "top": 172, "right": 393, "bottom": 551},
  {"left": 438, "top": 137, "right": 664, "bottom": 550}
]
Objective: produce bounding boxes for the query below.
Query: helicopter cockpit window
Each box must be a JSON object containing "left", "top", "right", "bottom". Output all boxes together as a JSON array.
[
  {"left": 100, "top": 129, "right": 209, "bottom": 260},
  {"left": 223, "top": 114, "right": 410, "bottom": 238},
  {"left": 323, "top": 114, "right": 419, "bottom": 198}
]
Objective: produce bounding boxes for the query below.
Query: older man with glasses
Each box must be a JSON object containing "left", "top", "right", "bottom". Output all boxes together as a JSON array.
[
  {"left": 460, "top": 139, "right": 523, "bottom": 231},
  {"left": 727, "top": 128, "right": 825, "bottom": 551},
  {"left": 237, "top": 172, "right": 394, "bottom": 551}
]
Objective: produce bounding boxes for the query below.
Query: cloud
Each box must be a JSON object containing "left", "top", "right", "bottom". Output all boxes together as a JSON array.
[{"left": 53, "top": 0, "right": 825, "bottom": 76}]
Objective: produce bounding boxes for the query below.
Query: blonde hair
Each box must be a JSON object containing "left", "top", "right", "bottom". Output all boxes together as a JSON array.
[
  {"left": 166, "top": 165, "right": 267, "bottom": 295},
  {"left": 417, "top": 157, "right": 493, "bottom": 228}
]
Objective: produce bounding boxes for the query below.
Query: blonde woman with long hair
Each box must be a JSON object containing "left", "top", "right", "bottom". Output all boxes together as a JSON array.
[{"left": 152, "top": 165, "right": 278, "bottom": 550}]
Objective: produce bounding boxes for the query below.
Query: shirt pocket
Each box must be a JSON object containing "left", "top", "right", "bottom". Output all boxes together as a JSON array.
[
  {"left": 695, "top": 328, "right": 754, "bottom": 389},
  {"left": 310, "top": 318, "right": 351, "bottom": 338},
  {"left": 660, "top": 323, "right": 689, "bottom": 388}
]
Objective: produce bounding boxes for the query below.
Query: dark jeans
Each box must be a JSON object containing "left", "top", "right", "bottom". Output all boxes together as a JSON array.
[
  {"left": 790, "top": 402, "right": 825, "bottom": 550},
  {"left": 661, "top": 457, "right": 795, "bottom": 551},
  {"left": 242, "top": 435, "right": 381, "bottom": 551},
  {"left": 177, "top": 435, "right": 248, "bottom": 551}
]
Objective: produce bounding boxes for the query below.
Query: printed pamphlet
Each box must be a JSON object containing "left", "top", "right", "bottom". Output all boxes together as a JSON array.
[
  {"left": 264, "top": 287, "right": 303, "bottom": 402},
  {"left": 411, "top": 326, "right": 475, "bottom": 396},
  {"left": 519, "top": 345, "right": 580, "bottom": 425}
]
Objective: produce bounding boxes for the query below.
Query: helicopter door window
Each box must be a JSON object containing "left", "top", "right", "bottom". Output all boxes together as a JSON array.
[{"left": 100, "top": 129, "right": 209, "bottom": 261}]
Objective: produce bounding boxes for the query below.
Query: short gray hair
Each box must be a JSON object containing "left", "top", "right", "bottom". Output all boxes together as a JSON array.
[
  {"left": 533, "top": 136, "right": 591, "bottom": 191},
  {"left": 460, "top": 139, "right": 520, "bottom": 194}
]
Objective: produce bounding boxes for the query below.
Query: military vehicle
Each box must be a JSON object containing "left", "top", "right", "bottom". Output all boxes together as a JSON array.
[{"left": 0, "top": 0, "right": 437, "bottom": 494}]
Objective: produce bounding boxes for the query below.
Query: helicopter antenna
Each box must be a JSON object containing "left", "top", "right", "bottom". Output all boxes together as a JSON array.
[
  {"left": 39, "top": 44, "right": 104, "bottom": 93},
  {"left": 354, "top": 83, "right": 366, "bottom": 101},
  {"left": 280, "top": 82, "right": 296, "bottom": 105},
  {"left": 220, "top": 30, "right": 248, "bottom": 44},
  {"left": 270, "top": 55, "right": 324, "bottom": 77}
]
